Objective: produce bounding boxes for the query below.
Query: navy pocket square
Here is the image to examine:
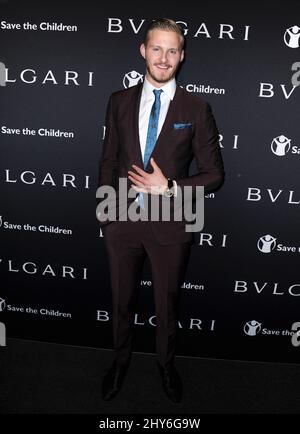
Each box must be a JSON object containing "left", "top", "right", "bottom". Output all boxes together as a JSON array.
[{"left": 173, "top": 122, "right": 193, "bottom": 129}]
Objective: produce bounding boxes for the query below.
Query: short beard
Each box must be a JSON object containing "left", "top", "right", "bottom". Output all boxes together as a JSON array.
[{"left": 146, "top": 62, "right": 177, "bottom": 84}]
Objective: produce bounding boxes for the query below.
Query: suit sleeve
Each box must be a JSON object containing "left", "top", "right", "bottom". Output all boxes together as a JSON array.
[
  {"left": 176, "top": 102, "right": 224, "bottom": 193},
  {"left": 97, "top": 94, "right": 121, "bottom": 227},
  {"left": 98, "top": 95, "right": 120, "bottom": 190}
]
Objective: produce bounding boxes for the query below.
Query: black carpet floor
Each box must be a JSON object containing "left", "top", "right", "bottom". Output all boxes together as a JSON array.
[{"left": 0, "top": 338, "right": 300, "bottom": 414}]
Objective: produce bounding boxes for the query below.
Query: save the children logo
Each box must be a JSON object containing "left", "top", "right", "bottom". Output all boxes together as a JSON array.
[
  {"left": 244, "top": 320, "right": 262, "bottom": 336},
  {"left": 123, "top": 70, "right": 143, "bottom": 88},
  {"left": 257, "top": 235, "right": 277, "bottom": 253},
  {"left": 284, "top": 26, "right": 300, "bottom": 48},
  {"left": 271, "top": 135, "right": 291, "bottom": 156}
]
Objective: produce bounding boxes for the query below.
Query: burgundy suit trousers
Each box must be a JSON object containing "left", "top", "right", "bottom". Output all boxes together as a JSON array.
[{"left": 103, "top": 219, "right": 192, "bottom": 367}]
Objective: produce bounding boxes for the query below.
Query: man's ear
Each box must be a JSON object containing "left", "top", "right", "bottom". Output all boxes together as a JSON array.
[
  {"left": 140, "top": 43, "right": 146, "bottom": 59},
  {"left": 180, "top": 50, "right": 185, "bottom": 62}
]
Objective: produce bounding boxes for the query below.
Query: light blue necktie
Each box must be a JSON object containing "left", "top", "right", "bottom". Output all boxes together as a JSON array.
[{"left": 138, "top": 89, "right": 163, "bottom": 209}]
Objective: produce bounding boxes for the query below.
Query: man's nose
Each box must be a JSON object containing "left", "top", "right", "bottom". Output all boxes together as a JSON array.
[{"left": 160, "top": 51, "right": 168, "bottom": 63}]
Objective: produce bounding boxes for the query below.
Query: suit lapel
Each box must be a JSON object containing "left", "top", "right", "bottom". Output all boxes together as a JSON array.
[{"left": 132, "top": 83, "right": 144, "bottom": 169}]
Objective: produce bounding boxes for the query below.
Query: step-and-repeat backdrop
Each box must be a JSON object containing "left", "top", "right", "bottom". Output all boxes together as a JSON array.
[{"left": 1, "top": 0, "right": 299, "bottom": 362}]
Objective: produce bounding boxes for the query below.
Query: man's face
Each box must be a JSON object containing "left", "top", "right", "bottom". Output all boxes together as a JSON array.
[{"left": 140, "top": 29, "right": 184, "bottom": 87}]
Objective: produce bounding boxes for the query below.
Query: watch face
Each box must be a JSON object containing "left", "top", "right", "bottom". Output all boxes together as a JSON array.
[{"left": 164, "top": 189, "right": 174, "bottom": 198}]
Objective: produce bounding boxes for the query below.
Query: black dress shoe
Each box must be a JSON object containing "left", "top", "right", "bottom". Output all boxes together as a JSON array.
[
  {"left": 102, "top": 361, "right": 129, "bottom": 401},
  {"left": 157, "top": 361, "right": 183, "bottom": 403}
]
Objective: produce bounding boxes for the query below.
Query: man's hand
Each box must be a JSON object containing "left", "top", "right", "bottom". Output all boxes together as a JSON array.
[{"left": 128, "top": 157, "right": 167, "bottom": 195}]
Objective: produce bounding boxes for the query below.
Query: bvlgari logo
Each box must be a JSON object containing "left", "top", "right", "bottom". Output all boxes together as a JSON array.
[
  {"left": 259, "top": 82, "right": 298, "bottom": 99},
  {"left": 123, "top": 71, "right": 143, "bottom": 88},
  {"left": 246, "top": 188, "right": 300, "bottom": 205},
  {"left": 2, "top": 169, "right": 90, "bottom": 189},
  {"left": 198, "top": 233, "right": 228, "bottom": 248},
  {"left": 4, "top": 68, "right": 94, "bottom": 86},
  {"left": 218, "top": 134, "right": 239, "bottom": 150},
  {"left": 97, "top": 310, "right": 216, "bottom": 331},
  {"left": 0, "top": 259, "right": 88, "bottom": 279},
  {"left": 107, "top": 18, "right": 250, "bottom": 41},
  {"left": 234, "top": 281, "right": 300, "bottom": 297},
  {"left": 284, "top": 25, "right": 300, "bottom": 48}
]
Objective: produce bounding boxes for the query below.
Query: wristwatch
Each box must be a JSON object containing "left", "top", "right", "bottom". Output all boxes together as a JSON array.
[{"left": 164, "top": 178, "right": 175, "bottom": 198}]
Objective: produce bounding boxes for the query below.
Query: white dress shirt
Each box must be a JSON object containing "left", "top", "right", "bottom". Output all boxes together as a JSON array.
[
  {"left": 138, "top": 77, "right": 176, "bottom": 159},
  {"left": 136, "top": 77, "right": 177, "bottom": 199}
]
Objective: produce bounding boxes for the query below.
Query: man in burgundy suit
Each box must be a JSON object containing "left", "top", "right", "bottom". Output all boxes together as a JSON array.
[{"left": 98, "top": 18, "right": 224, "bottom": 403}]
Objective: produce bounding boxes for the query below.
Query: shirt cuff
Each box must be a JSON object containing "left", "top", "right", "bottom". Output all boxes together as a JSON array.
[{"left": 173, "top": 180, "right": 177, "bottom": 197}]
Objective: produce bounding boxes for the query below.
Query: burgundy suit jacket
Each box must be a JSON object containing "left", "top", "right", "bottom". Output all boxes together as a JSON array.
[{"left": 98, "top": 83, "right": 224, "bottom": 245}]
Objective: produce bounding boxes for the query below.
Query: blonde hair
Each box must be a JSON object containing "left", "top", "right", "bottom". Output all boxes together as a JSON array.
[{"left": 144, "top": 18, "right": 185, "bottom": 49}]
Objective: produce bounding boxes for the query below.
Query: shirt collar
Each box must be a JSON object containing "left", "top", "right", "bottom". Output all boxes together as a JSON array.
[{"left": 143, "top": 77, "right": 176, "bottom": 101}]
